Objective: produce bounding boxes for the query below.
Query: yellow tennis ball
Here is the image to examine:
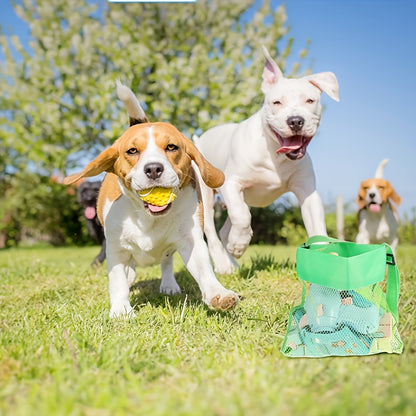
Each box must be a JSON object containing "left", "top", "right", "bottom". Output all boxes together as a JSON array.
[{"left": 138, "top": 187, "right": 176, "bottom": 206}]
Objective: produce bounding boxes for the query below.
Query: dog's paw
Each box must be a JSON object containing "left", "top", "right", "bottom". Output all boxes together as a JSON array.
[
  {"left": 160, "top": 280, "right": 181, "bottom": 296},
  {"left": 214, "top": 262, "right": 237, "bottom": 275},
  {"left": 109, "top": 302, "right": 135, "bottom": 319},
  {"left": 227, "top": 226, "right": 252, "bottom": 258},
  {"left": 208, "top": 291, "right": 239, "bottom": 311}
]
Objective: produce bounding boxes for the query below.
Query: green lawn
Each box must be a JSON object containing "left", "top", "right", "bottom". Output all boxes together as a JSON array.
[{"left": 1, "top": 244, "right": 415, "bottom": 415}]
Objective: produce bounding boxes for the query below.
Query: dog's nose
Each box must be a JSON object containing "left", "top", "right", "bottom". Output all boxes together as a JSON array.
[
  {"left": 144, "top": 162, "right": 164, "bottom": 180},
  {"left": 287, "top": 116, "right": 305, "bottom": 132},
  {"left": 369, "top": 192, "right": 376, "bottom": 199}
]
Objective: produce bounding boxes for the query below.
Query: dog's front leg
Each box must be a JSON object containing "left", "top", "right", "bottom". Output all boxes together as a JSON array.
[
  {"left": 160, "top": 251, "right": 181, "bottom": 295},
  {"left": 178, "top": 228, "right": 239, "bottom": 311},
  {"left": 107, "top": 252, "right": 135, "bottom": 318},
  {"left": 296, "top": 189, "right": 327, "bottom": 237},
  {"left": 199, "top": 181, "right": 238, "bottom": 275},
  {"left": 220, "top": 180, "right": 253, "bottom": 258}
]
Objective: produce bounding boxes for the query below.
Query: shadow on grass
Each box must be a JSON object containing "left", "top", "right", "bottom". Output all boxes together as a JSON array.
[{"left": 130, "top": 267, "right": 203, "bottom": 310}]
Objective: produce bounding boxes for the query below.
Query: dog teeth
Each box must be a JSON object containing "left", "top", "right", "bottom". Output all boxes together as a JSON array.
[{"left": 138, "top": 187, "right": 176, "bottom": 206}]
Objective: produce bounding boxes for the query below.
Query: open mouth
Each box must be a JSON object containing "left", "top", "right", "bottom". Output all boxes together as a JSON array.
[
  {"left": 143, "top": 201, "right": 172, "bottom": 215},
  {"left": 84, "top": 206, "right": 96, "bottom": 220},
  {"left": 138, "top": 187, "right": 177, "bottom": 216},
  {"left": 271, "top": 129, "right": 313, "bottom": 160},
  {"left": 368, "top": 201, "right": 382, "bottom": 213}
]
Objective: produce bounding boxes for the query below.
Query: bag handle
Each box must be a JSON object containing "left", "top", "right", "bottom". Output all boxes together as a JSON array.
[
  {"left": 302, "top": 235, "right": 338, "bottom": 247},
  {"left": 385, "top": 245, "right": 400, "bottom": 324}
]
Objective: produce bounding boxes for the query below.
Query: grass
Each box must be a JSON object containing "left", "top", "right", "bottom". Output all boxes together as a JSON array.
[{"left": 0, "top": 244, "right": 415, "bottom": 415}]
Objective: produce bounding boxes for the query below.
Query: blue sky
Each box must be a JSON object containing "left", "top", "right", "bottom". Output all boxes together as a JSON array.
[{"left": 1, "top": 0, "right": 415, "bottom": 216}]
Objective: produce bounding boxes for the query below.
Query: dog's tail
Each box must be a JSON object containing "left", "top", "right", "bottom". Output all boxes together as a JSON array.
[
  {"left": 116, "top": 80, "right": 149, "bottom": 126},
  {"left": 374, "top": 158, "right": 389, "bottom": 179}
]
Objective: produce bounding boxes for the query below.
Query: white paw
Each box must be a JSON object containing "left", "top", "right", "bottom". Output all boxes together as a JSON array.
[
  {"left": 227, "top": 226, "right": 252, "bottom": 258},
  {"left": 109, "top": 302, "right": 135, "bottom": 318},
  {"left": 160, "top": 280, "right": 181, "bottom": 295}
]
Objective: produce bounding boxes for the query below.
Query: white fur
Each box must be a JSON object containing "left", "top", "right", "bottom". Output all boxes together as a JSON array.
[
  {"left": 195, "top": 47, "right": 339, "bottom": 274},
  {"left": 356, "top": 206, "right": 399, "bottom": 252},
  {"left": 356, "top": 159, "right": 400, "bottom": 253},
  {"left": 104, "top": 128, "right": 238, "bottom": 318},
  {"left": 66, "top": 83, "right": 239, "bottom": 317}
]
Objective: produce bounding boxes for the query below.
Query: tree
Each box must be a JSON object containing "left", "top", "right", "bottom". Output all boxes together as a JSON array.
[
  {"left": 0, "top": 0, "right": 309, "bottom": 245},
  {"left": 1, "top": 0, "right": 308, "bottom": 175}
]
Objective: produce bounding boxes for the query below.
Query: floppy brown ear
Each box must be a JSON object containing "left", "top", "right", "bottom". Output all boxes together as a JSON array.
[
  {"left": 63, "top": 145, "right": 119, "bottom": 185},
  {"left": 185, "top": 139, "right": 225, "bottom": 189},
  {"left": 386, "top": 181, "right": 401, "bottom": 206},
  {"left": 356, "top": 183, "right": 367, "bottom": 210}
]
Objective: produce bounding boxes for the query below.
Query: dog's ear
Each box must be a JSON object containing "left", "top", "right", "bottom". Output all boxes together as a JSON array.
[
  {"left": 63, "top": 144, "right": 119, "bottom": 185},
  {"left": 185, "top": 139, "right": 225, "bottom": 189},
  {"left": 304, "top": 72, "right": 340, "bottom": 102},
  {"left": 385, "top": 181, "right": 402, "bottom": 207},
  {"left": 356, "top": 182, "right": 367, "bottom": 210},
  {"left": 261, "top": 46, "right": 283, "bottom": 93}
]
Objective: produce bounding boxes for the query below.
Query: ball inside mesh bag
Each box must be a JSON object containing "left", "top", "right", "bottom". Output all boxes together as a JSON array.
[{"left": 139, "top": 187, "right": 177, "bottom": 207}]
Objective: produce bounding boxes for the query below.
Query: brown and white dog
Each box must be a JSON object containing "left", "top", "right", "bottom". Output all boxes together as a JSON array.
[
  {"left": 64, "top": 82, "right": 239, "bottom": 317},
  {"left": 356, "top": 159, "right": 401, "bottom": 252}
]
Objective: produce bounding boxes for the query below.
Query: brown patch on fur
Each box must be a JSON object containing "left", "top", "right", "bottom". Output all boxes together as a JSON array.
[
  {"left": 209, "top": 293, "right": 239, "bottom": 311},
  {"left": 130, "top": 116, "right": 149, "bottom": 126},
  {"left": 97, "top": 173, "right": 121, "bottom": 225}
]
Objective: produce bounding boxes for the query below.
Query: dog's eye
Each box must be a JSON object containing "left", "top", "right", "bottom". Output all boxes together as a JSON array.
[
  {"left": 378, "top": 186, "right": 385, "bottom": 190},
  {"left": 166, "top": 144, "right": 178, "bottom": 152},
  {"left": 126, "top": 148, "right": 139, "bottom": 155},
  {"left": 363, "top": 186, "right": 369, "bottom": 191},
  {"left": 273, "top": 100, "right": 282, "bottom": 106},
  {"left": 306, "top": 98, "right": 315, "bottom": 104}
]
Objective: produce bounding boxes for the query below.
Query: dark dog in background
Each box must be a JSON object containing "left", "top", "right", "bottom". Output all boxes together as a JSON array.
[{"left": 77, "top": 180, "right": 106, "bottom": 266}]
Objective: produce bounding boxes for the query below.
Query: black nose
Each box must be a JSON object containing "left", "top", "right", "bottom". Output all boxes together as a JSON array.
[
  {"left": 369, "top": 192, "right": 376, "bottom": 199},
  {"left": 287, "top": 116, "right": 305, "bottom": 132},
  {"left": 144, "top": 162, "right": 164, "bottom": 180}
]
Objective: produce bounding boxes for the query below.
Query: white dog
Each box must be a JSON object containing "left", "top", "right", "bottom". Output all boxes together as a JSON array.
[
  {"left": 195, "top": 47, "right": 339, "bottom": 274},
  {"left": 64, "top": 82, "right": 239, "bottom": 317},
  {"left": 356, "top": 159, "right": 401, "bottom": 253}
]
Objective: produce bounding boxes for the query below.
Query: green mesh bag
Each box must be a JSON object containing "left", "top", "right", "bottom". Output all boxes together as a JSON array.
[{"left": 281, "top": 236, "right": 403, "bottom": 357}]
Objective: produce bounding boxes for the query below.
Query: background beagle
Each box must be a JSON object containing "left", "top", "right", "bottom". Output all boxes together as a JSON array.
[
  {"left": 356, "top": 159, "right": 401, "bottom": 252},
  {"left": 64, "top": 83, "right": 239, "bottom": 318}
]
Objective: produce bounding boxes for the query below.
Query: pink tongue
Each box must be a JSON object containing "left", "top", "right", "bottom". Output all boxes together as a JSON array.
[
  {"left": 276, "top": 135, "right": 303, "bottom": 154},
  {"left": 85, "top": 206, "right": 96, "bottom": 219},
  {"left": 276, "top": 145, "right": 302, "bottom": 154},
  {"left": 369, "top": 204, "right": 381, "bottom": 213},
  {"left": 147, "top": 203, "right": 168, "bottom": 213}
]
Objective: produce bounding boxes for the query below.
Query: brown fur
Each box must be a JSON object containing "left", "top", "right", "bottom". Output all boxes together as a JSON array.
[
  {"left": 356, "top": 178, "right": 401, "bottom": 212},
  {"left": 64, "top": 122, "right": 225, "bottom": 225}
]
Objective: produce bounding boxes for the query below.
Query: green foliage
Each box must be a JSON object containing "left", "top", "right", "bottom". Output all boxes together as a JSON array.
[
  {"left": 398, "top": 208, "right": 416, "bottom": 245},
  {"left": 1, "top": 244, "right": 415, "bottom": 415},
  {"left": 326, "top": 210, "right": 359, "bottom": 242},
  {"left": 0, "top": 172, "right": 87, "bottom": 247},
  {"left": 0, "top": 0, "right": 304, "bottom": 176},
  {"left": 0, "top": 0, "right": 310, "bottom": 246}
]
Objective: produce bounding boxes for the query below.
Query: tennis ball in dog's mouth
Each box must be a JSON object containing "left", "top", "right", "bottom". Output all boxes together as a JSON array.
[{"left": 138, "top": 187, "right": 177, "bottom": 207}]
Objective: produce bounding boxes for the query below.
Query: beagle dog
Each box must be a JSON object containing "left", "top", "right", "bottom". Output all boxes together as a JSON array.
[
  {"left": 356, "top": 159, "right": 401, "bottom": 252},
  {"left": 64, "top": 82, "right": 239, "bottom": 318}
]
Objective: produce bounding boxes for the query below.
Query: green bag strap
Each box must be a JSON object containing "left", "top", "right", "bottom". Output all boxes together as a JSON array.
[
  {"left": 385, "top": 245, "right": 400, "bottom": 324},
  {"left": 302, "top": 235, "right": 339, "bottom": 246},
  {"left": 302, "top": 236, "right": 400, "bottom": 323}
]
